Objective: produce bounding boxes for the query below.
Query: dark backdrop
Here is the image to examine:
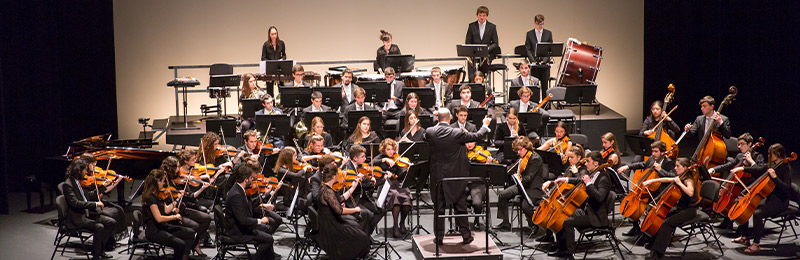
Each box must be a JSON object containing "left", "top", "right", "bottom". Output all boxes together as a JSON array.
[
  {"left": 0, "top": 1, "right": 117, "bottom": 214},
  {"left": 644, "top": 2, "right": 800, "bottom": 162}
]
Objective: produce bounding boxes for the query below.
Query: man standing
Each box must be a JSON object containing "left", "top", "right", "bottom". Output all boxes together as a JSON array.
[
  {"left": 465, "top": 6, "right": 499, "bottom": 80},
  {"left": 424, "top": 108, "right": 492, "bottom": 244},
  {"left": 525, "top": 14, "right": 553, "bottom": 64}
]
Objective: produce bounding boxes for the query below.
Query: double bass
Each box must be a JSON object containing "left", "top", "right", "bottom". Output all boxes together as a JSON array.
[
  {"left": 728, "top": 152, "right": 797, "bottom": 225},
  {"left": 692, "top": 86, "right": 737, "bottom": 172},
  {"left": 712, "top": 137, "right": 764, "bottom": 214},
  {"left": 640, "top": 163, "right": 701, "bottom": 236}
]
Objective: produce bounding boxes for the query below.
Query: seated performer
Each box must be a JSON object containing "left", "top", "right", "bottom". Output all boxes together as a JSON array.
[
  {"left": 600, "top": 132, "right": 621, "bottom": 169},
  {"left": 373, "top": 138, "right": 413, "bottom": 238},
  {"left": 316, "top": 164, "right": 371, "bottom": 259},
  {"left": 495, "top": 136, "right": 545, "bottom": 231},
  {"left": 342, "top": 145, "right": 381, "bottom": 235},
  {"left": 708, "top": 133, "right": 766, "bottom": 229},
  {"left": 397, "top": 92, "right": 431, "bottom": 118},
  {"left": 473, "top": 71, "right": 485, "bottom": 83},
  {"left": 142, "top": 169, "right": 197, "bottom": 260},
  {"left": 507, "top": 86, "right": 550, "bottom": 137},
  {"left": 241, "top": 73, "right": 266, "bottom": 99},
  {"left": 538, "top": 121, "right": 573, "bottom": 164},
  {"left": 447, "top": 84, "right": 480, "bottom": 114},
  {"left": 494, "top": 107, "right": 526, "bottom": 163},
  {"left": 450, "top": 105, "right": 478, "bottom": 132},
  {"left": 539, "top": 145, "right": 585, "bottom": 244},
  {"left": 334, "top": 69, "right": 358, "bottom": 105},
  {"left": 235, "top": 130, "right": 266, "bottom": 165},
  {"left": 303, "top": 116, "right": 334, "bottom": 148},
  {"left": 346, "top": 116, "right": 381, "bottom": 146},
  {"left": 161, "top": 155, "right": 212, "bottom": 257},
  {"left": 381, "top": 67, "right": 405, "bottom": 114},
  {"left": 465, "top": 140, "right": 490, "bottom": 229},
  {"left": 341, "top": 86, "right": 376, "bottom": 129},
  {"left": 242, "top": 94, "right": 284, "bottom": 134},
  {"left": 465, "top": 6, "right": 499, "bottom": 79},
  {"left": 635, "top": 100, "right": 680, "bottom": 162},
  {"left": 550, "top": 151, "right": 612, "bottom": 259},
  {"left": 374, "top": 30, "right": 401, "bottom": 73},
  {"left": 284, "top": 64, "right": 311, "bottom": 87},
  {"left": 225, "top": 164, "right": 276, "bottom": 260},
  {"left": 302, "top": 135, "right": 329, "bottom": 167},
  {"left": 730, "top": 143, "right": 793, "bottom": 254},
  {"left": 79, "top": 154, "right": 126, "bottom": 244},
  {"left": 617, "top": 140, "right": 676, "bottom": 237},
  {"left": 301, "top": 91, "right": 333, "bottom": 121},
  {"left": 241, "top": 157, "right": 284, "bottom": 234},
  {"left": 307, "top": 154, "right": 337, "bottom": 205},
  {"left": 510, "top": 60, "right": 540, "bottom": 87},
  {"left": 641, "top": 157, "right": 700, "bottom": 260},
  {"left": 62, "top": 157, "right": 117, "bottom": 260},
  {"left": 398, "top": 111, "right": 424, "bottom": 143},
  {"left": 425, "top": 67, "right": 452, "bottom": 111},
  {"left": 524, "top": 14, "right": 553, "bottom": 64},
  {"left": 273, "top": 147, "right": 312, "bottom": 211}
]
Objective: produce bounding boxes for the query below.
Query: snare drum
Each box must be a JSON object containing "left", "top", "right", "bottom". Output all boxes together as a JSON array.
[
  {"left": 208, "top": 87, "right": 229, "bottom": 98},
  {"left": 557, "top": 39, "right": 603, "bottom": 86},
  {"left": 356, "top": 73, "right": 385, "bottom": 83},
  {"left": 399, "top": 72, "right": 431, "bottom": 88}
]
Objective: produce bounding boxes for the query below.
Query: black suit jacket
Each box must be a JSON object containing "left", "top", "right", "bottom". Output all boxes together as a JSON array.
[
  {"left": 225, "top": 183, "right": 260, "bottom": 238},
  {"left": 333, "top": 83, "right": 359, "bottom": 105},
  {"left": 63, "top": 178, "right": 99, "bottom": 228},
  {"left": 688, "top": 114, "right": 732, "bottom": 141},
  {"left": 517, "top": 151, "right": 546, "bottom": 203},
  {"left": 446, "top": 99, "right": 480, "bottom": 115},
  {"left": 301, "top": 104, "right": 333, "bottom": 122},
  {"left": 510, "top": 75, "right": 541, "bottom": 88},
  {"left": 424, "top": 122, "right": 489, "bottom": 205},
  {"left": 424, "top": 81, "right": 452, "bottom": 110},
  {"left": 524, "top": 28, "right": 553, "bottom": 63},
  {"left": 465, "top": 21, "right": 499, "bottom": 55},
  {"left": 626, "top": 156, "right": 677, "bottom": 179},
  {"left": 449, "top": 121, "right": 477, "bottom": 133},
  {"left": 261, "top": 40, "right": 286, "bottom": 61},
  {"left": 494, "top": 122, "right": 526, "bottom": 147},
  {"left": 283, "top": 81, "right": 312, "bottom": 88},
  {"left": 567, "top": 169, "right": 612, "bottom": 227}
]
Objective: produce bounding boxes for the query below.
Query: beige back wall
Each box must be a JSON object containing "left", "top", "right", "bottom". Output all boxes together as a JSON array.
[{"left": 113, "top": 0, "right": 643, "bottom": 145}]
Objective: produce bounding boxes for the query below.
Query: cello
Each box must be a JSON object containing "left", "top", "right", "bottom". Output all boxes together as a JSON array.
[
  {"left": 727, "top": 152, "right": 797, "bottom": 225},
  {"left": 618, "top": 145, "right": 679, "bottom": 221},
  {"left": 712, "top": 137, "right": 764, "bottom": 214},
  {"left": 646, "top": 84, "right": 677, "bottom": 159},
  {"left": 691, "top": 86, "right": 737, "bottom": 172},
  {"left": 640, "top": 163, "right": 701, "bottom": 237},
  {"left": 532, "top": 158, "right": 585, "bottom": 228},
  {"left": 545, "top": 160, "right": 613, "bottom": 232}
]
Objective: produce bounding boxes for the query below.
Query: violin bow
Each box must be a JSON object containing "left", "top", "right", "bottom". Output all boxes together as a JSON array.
[
  {"left": 255, "top": 122, "right": 273, "bottom": 156},
  {"left": 219, "top": 126, "right": 234, "bottom": 163},
  {"left": 649, "top": 105, "right": 678, "bottom": 133}
]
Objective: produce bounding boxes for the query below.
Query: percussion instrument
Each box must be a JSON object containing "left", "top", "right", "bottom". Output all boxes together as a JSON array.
[
  {"left": 399, "top": 72, "right": 431, "bottom": 88},
  {"left": 356, "top": 73, "right": 385, "bottom": 83},
  {"left": 556, "top": 38, "right": 603, "bottom": 86},
  {"left": 417, "top": 64, "right": 464, "bottom": 86},
  {"left": 207, "top": 87, "right": 230, "bottom": 98}
]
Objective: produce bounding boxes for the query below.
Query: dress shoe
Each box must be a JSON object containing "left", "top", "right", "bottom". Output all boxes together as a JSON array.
[
  {"left": 716, "top": 219, "right": 733, "bottom": 229},
  {"left": 536, "top": 234, "right": 555, "bottom": 243},
  {"left": 493, "top": 222, "right": 511, "bottom": 231},
  {"left": 645, "top": 251, "right": 662, "bottom": 260},
  {"left": 92, "top": 253, "right": 113, "bottom": 259},
  {"left": 644, "top": 242, "right": 653, "bottom": 250},
  {"left": 193, "top": 247, "right": 207, "bottom": 257},
  {"left": 557, "top": 254, "right": 575, "bottom": 260},
  {"left": 393, "top": 227, "right": 402, "bottom": 238},
  {"left": 433, "top": 237, "right": 444, "bottom": 245},
  {"left": 462, "top": 236, "right": 474, "bottom": 244},
  {"left": 399, "top": 224, "right": 408, "bottom": 234},
  {"left": 622, "top": 226, "right": 641, "bottom": 237}
]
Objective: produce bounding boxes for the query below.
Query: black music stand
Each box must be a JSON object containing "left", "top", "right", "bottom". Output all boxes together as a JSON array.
[
  {"left": 255, "top": 114, "right": 291, "bottom": 137},
  {"left": 457, "top": 44, "right": 490, "bottom": 80},
  {"left": 624, "top": 134, "right": 654, "bottom": 158},
  {"left": 357, "top": 81, "right": 390, "bottom": 103},
  {"left": 563, "top": 84, "right": 597, "bottom": 133},
  {"left": 312, "top": 87, "right": 343, "bottom": 109},
  {"left": 206, "top": 119, "right": 236, "bottom": 138},
  {"left": 518, "top": 112, "right": 543, "bottom": 133},
  {"left": 347, "top": 110, "right": 382, "bottom": 134},
  {"left": 398, "top": 114, "right": 435, "bottom": 130},
  {"left": 453, "top": 83, "right": 486, "bottom": 103},
  {"left": 534, "top": 150, "right": 564, "bottom": 175},
  {"left": 398, "top": 142, "right": 430, "bottom": 162},
  {"left": 402, "top": 88, "right": 435, "bottom": 109},
  {"left": 467, "top": 108, "right": 488, "bottom": 126},
  {"left": 385, "top": 54, "right": 415, "bottom": 73},
  {"left": 468, "top": 162, "right": 506, "bottom": 245},
  {"left": 278, "top": 86, "right": 312, "bottom": 108},
  {"left": 508, "top": 86, "right": 542, "bottom": 103},
  {"left": 402, "top": 161, "right": 432, "bottom": 239},
  {"left": 264, "top": 60, "right": 294, "bottom": 82},
  {"left": 302, "top": 111, "right": 338, "bottom": 133},
  {"left": 241, "top": 98, "right": 263, "bottom": 119},
  {"left": 534, "top": 42, "right": 564, "bottom": 61},
  {"left": 208, "top": 74, "right": 241, "bottom": 119}
]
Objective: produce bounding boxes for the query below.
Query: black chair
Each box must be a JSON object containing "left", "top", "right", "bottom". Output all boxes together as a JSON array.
[
  {"left": 576, "top": 191, "right": 629, "bottom": 260},
  {"left": 296, "top": 207, "right": 326, "bottom": 259},
  {"left": 50, "top": 195, "right": 93, "bottom": 260},
  {"left": 124, "top": 209, "right": 165, "bottom": 260},
  {"left": 762, "top": 183, "right": 800, "bottom": 244},
  {"left": 570, "top": 134, "right": 588, "bottom": 150},
  {"left": 677, "top": 180, "right": 724, "bottom": 257},
  {"left": 212, "top": 205, "right": 253, "bottom": 260}
]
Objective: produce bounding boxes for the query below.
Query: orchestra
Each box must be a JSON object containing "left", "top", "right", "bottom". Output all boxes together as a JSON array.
[{"left": 46, "top": 6, "right": 800, "bottom": 260}]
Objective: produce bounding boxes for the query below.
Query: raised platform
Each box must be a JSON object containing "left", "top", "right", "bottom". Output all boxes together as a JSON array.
[
  {"left": 412, "top": 232, "right": 503, "bottom": 260},
  {"left": 164, "top": 115, "right": 242, "bottom": 147}
]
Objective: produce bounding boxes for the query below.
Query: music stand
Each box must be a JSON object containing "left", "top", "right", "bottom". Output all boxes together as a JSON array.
[
  {"left": 398, "top": 141, "right": 430, "bottom": 162},
  {"left": 312, "top": 87, "right": 343, "bottom": 109},
  {"left": 399, "top": 114, "right": 435, "bottom": 130},
  {"left": 255, "top": 114, "right": 291, "bottom": 137},
  {"left": 457, "top": 44, "right": 490, "bottom": 77},
  {"left": 278, "top": 86, "right": 312, "bottom": 108},
  {"left": 209, "top": 74, "right": 241, "bottom": 87},
  {"left": 347, "top": 110, "right": 382, "bottom": 134},
  {"left": 357, "top": 81, "right": 390, "bottom": 103},
  {"left": 518, "top": 112, "right": 543, "bottom": 133},
  {"left": 385, "top": 54, "right": 415, "bottom": 73},
  {"left": 264, "top": 60, "right": 294, "bottom": 82},
  {"left": 205, "top": 119, "right": 236, "bottom": 138},
  {"left": 402, "top": 161, "right": 432, "bottom": 239},
  {"left": 302, "top": 111, "right": 338, "bottom": 134},
  {"left": 401, "top": 88, "right": 435, "bottom": 109},
  {"left": 467, "top": 108, "right": 488, "bottom": 126},
  {"left": 534, "top": 150, "right": 564, "bottom": 175},
  {"left": 167, "top": 79, "right": 201, "bottom": 130},
  {"left": 563, "top": 84, "right": 597, "bottom": 133},
  {"left": 502, "top": 137, "right": 518, "bottom": 162},
  {"left": 469, "top": 163, "right": 507, "bottom": 187},
  {"left": 241, "top": 98, "right": 263, "bottom": 119},
  {"left": 453, "top": 83, "right": 486, "bottom": 103},
  {"left": 624, "top": 134, "right": 654, "bottom": 158},
  {"left": 534, "top": 42, "right": 564, "bottom": 61},
  {"left": 508, "top": 86, "right": 542, "bottom": 103}
]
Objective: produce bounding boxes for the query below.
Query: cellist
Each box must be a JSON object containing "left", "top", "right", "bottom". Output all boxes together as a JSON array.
[
  {"left": 495, "top": 136, "right": 545, "bottom": 232},
  {"left": 538, "top": 145, "right": 584, "bottom": 248},
  {"left": 549, "top": 151, "right": 613, "bottom": 259},
  {"left": 708, "top": 133, "right": 765, "bottom": 229},
  {"left": 640, "top": 158, "right": 699, "bottom": 260},
  {"left": 683, "top": 96, "right": 732, "bottom": 146},
  {"left": 616, "top": 141, "right": 676, "bottom": 237},
  {"left": 731, "top": 143, "right": 793, "bottom": 254},
  {"left": 636, "top": 100, "right": 680, "bottom": 162}
]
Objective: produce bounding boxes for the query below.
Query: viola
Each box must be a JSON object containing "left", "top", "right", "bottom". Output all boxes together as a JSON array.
[
  {"left": 640, "top": 163, "right": 701, "bottom": 236},
  {"left": 713, "top": 137, "right": 764, "bottom": 214},
  {"left": 468, "top": 146, "right": 496, "bottom": 164},
  {"left": 728, "top": 152, "right": 797, "bottom": 225},
  {"left": 692, "top": 86, "right": 737, "bottom": 172},
  {"left": 546, "top": 160, "right": 614, "bottom": 232}
]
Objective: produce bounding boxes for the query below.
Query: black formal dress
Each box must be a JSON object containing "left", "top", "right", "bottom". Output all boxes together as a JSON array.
[
  {"left": 424, "top": 121, "right": 490, "bottom": 240},
  {"left": 261, "top": 40, "right": 286, "bottom": 61},
  {"left": 63, "top": 178, "right": 116, "bottom": 258},
  {"left": 346, "top": 131, "right": 380, "bottom": 147},
  {"left": 317, "top": 184, "right": 371, "bottom": 259},
  {"left": 142, "top": 195, "right": 195, "bottom": 260},
  {"left": 224, "top": 183, "right": 275, "bottom": 260},
  {"left": 375, "top": 44, "right": 401, "bottom": 72},
  {"left": 398, "top": 128, "right": 425, "bottom": 143},
  {"left": 168, "top": 180, "right": 211, "bottom": 250}
]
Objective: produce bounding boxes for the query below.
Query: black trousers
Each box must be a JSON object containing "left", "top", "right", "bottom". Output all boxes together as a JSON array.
[
  {"left": 76, "top": 214, "right": 116, "bottom": 257},
  {"left": 555, "top": 209, "right": 592, "bottom": 255},
  {"left": 497, "top": 186, "right": 535, "bottom": 226},
  {"left": 179, "top": 207, "right": 212, "bottom": 248},
  {"left": 648, "top": 207, "right": 698, "bottom": 256},
  {"left": 231, "top": 229, "right": 275, "bottom": 260},
  {"left": 434, "top": 186, "right": 471, "bottom": 240},
  {"left": 737, "top": 196, "right": 789, "bottom": 243},
  {"left": 146, "top": 224, "right": 195, "bottom": 260}
]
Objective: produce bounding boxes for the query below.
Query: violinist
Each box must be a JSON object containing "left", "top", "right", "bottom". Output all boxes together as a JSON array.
[
  {"left": 162, "top": 154, "right": 213, "bottom": 256},
  {"left": 600, "top": 132, "right": 621, "bottom": 169},
  {"left": 494, "top": 107, "right": 527, "bottom": 163},
  {"left": 450, "top": 105, "right": 478, "bottom": 133},
  {"left": 373, "top": 138, "right": 413, "bottom": 238},
  {"left": 198, "top": 132, "right": 234, "bottom": 204},
  {"left": 709, "top": 133, "right": 765, "bottom": 229},
  {"left": 343, "top": 144, "right": 381, "bottom": 235},
  {"left": 273, "top": 147, "right": 312, "bottom": 211},
  {"left": 731, "top": 143, "right": 793, "bottom": 254},
  {"left": 399, "top": 111, "right": 424, "bottom": 143},
  {"left": 640, "top": 158, "right": 699, "bottom": 260},
  {"left": 539, "top": 145, "right": 585, "bottom": 244},
  {"left": 235, "top": 130, "right": 264, "bottom": 164},
  {"left": 447, "top": 85, "right": 480, "bottom": 114},
  {"left": 616, "top": 140, "right": 675, "bottom": 237},
  {"left": 637, "top": 100, "right": 680, "bottom": 161},
  {"left": 142, "top": 169, "right": 196, "bottom": 260},
  {"left": 224, "top": 164, "right": 276, "bottom": 260},
  {"left": 538, "top": 121, "right": 573, "bottom": 164},
  {"left": 303, "top": 116, "right": 334, "bottom": 148},
  {"left": 242, "top": 157, "right": 283, "bottom": 234},
  {"left": 550, "top": 151, "right": 612, "bottom": 259},
  {"left": 346, "top": 116, "right": 381, "bottom": 146},
  {"left": 79, "top": 154, "right": 126, "bottom": 244},
  {"left": 62, "top": 157, "right": 117, "bottom": 260},
  {"left": 307, "top": 154, "right": 337, "bottom": 205},
  {"left": 495, "top": 136, "right": 545, "bottom": 231},
  {"left": 683, "top": 95, "right": 732, "bottom": 143},
  {"left": 303, "top": 135, "right": 329, "bottom": 167},
  {"left": 508, "top": 85, "right": 550, "bottom": 137},
  {"left": 465, "top": 141, "right": 490, "bottom": 230},
  {"left": 316, "top": 164, "right": 371, "bottom": 259}
]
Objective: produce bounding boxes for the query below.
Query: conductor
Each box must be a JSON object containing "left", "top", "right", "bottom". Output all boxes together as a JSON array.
[{"left": 424, "top": 108, "right": 492, "bottom": 245}]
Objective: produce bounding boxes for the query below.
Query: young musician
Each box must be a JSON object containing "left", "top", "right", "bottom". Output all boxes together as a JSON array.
[
  {"left": 510, "top": 61, "right": 540, "bottom": 87},
  {"left": 397, "top": 92, "right": 431, "bottom": 117},
  {"left": 600, "top": 132, "right": 621, "bottom": 169},
  {"left": 241, "top": 157, "right": 284, "bottom": 234},
  {"left": 343, "top": 145, "right": 381, "bottom": 235},
  {"left": 538, "top": 121, "right": 573, "bottom": 164},
  {"left": 473, "top": 71, "right": 485, "bottom": 83},
  {"left": 301, "top": 91, "right": 333, "bottom": 121},
  {"left": 731, "top": 143, "right": 793, "bottom": 254},
  {"left": 465, "top": 140, "right": 490, "bottom": 229},
  {"left": 242, "top": 94, "right": 283, "bottom": 133},
  {"left": 62, "top": 158, "right": 117, "bottom": 260},
  {"left": 334, "top": 69, "right": 358, "bottom": 105},
  {"left": 225, "top": 164, "right": 276, "bottom": 260},
  {"left": 241, "top": 73, "right": 265, "bottom": 99},
  {"left": 80, "top": 154, "right": 126, "bottom": 243},
  {"left": 494, "top": 107, "right": 526, "bottom": 163},
  {"left": 550, "top": 151, "right": 613, "bottom": 259},
  {"left": 708, "top": 133, "right": 766, "bottom": 229},
  {"left": 341, "top": 87, "right": 376, "bottom": 128},
  {"left": 161, "top": 155, "right": 212, "bottom": 257},
  {"left": 447, "top": 85, "right": 480, "bottom": 114},
  {"left": 617, "top": 140, "right": 676, "bottom": 237},
  {"left": 373, "top": 139, "right": 413, "bottom": 238},
  {"left": 234, "top": 130, "right": 264, "bottom": 164},
  {"left": 450, "top": 105, "right": 478, "bottom": 133},
  {"left": 425, "top": 67, "right": 452, "bottom": 110},
  {"left": 304, "top": 116, "right": 334, "bottom": 148},
  {"left": 375, "top": 30, "right": 401, "bottom": 73},
  {"left": 261, "top": 26, "right": 285, "bottom": 61},
  {"left": 683, "top": 95, "right": 732, "bottom": 142},
  {"left": 307, "top": 154, "right": 337, "bottom": 206},
  {"left": 285, "top": 64, "right": 311, "bottom": 87},
  {"left": 539, "top": 145, "right": 585, "bottom": 244},
  {"left": 317, "top": 164, "right": 370, "bottom": 259},
  {"left": 381, "top": 67, "right": 405, "bottom": 113},
  {"left": 465, "top": 6, "right": 499, "bottom": 79},
  {"left": 495, "top": 136, "right": 546, "bottom": 231},
  {"left": 399, "top": 111, "right": 424, "bottom": 143},
  {"left": 142, "top": 169, "right": 197, "bottom": 260},
  {"left": 524, "top": 14, "right": 554, "bottom": 64},
  {"left": 640, "top": 157, "right": 700, "bottom": 260},
  {"left": 347, "top": 116, "right": 380, "bottom": 145},
  {"left": 508, "top": 86, "right": 550, "bottom": 137},
  {"left": 635, "top": 100, "right": 680, "bottom": 162},
  {"left": 273, "top": 147, "right": 312, "bottom": 211}
]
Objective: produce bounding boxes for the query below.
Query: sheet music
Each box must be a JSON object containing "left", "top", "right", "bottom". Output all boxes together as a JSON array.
[
  {"left": 259, "top": 60, "right": 267, "bottom": 74},
  {"left": 287, "top": 187, "right": 300, "bottom": 217},
  {"left": 377, "top": 182, "right": 391, "bottom": 209},
  {"left": 513, "top": 174, "right": 534, "bottom": 206}
]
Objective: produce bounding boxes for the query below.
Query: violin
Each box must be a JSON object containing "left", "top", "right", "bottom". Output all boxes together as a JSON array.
[
  {"left": 214, "top": 145, "right": 239, "bottom": 158},
  {"left": 692, "top": 86, "right": 737, "bottom": 172},
  {"left": 173, "top": 173, "right": 217, "bottom": 188},
  {"left": 554, "top": 136, "right": 570, "bottom": 156},
  {"left": 640, "top": 163, "right": 701, "bottom": 236},
  {"left": 192, "top": 163, "right": 225, "bottom": 177},
  {"left": 468, "top": 145, "right": 496, "bottom": 164},
  {"left": 392, "top": 153, "right": 412, "bottom": 168},
  {"left": 292, "top": 160, "right": 314, "bottom": 172},
  {"left": 713, "top": 137, "right": 764, "bottom": 214},
  {"left": 157, "top": 186, "right": 181, "bottom": 200},
  {"left": 728, "top": 152, "right": 797, "bottom": 225},
  {"left": 358, "top": 163, "right": 390, "bottom": 178},
  {"left": 254, "top": 141, "right": 280, "bottom": 155},
  {"left": 92, "top": 166, "right": 132, "bottom": 182},
  {"left": 545, "top": 160, "right": 614, "bottom": 232},
  {"left": 80, "top": 175, "right": 110, "bottom": 188},
  {"left": 332, "top": 168, "right": 359, "bottom": 191}
]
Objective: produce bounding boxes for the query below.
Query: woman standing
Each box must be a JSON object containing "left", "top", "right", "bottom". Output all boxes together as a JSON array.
[
  {"left": 261, "top": 26, "right": 286, "bottom": 61},
  {"left": 375, "top": 30, "right": 401, "bottom": 73}
]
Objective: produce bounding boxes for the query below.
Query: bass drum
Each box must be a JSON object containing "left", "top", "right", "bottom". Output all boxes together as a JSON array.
[
  {"left": 556, "top": 38, "right": 603, "bottom": 86},
  {"left": 399, "top": 72, "right": 431, "bottom": 88}
]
